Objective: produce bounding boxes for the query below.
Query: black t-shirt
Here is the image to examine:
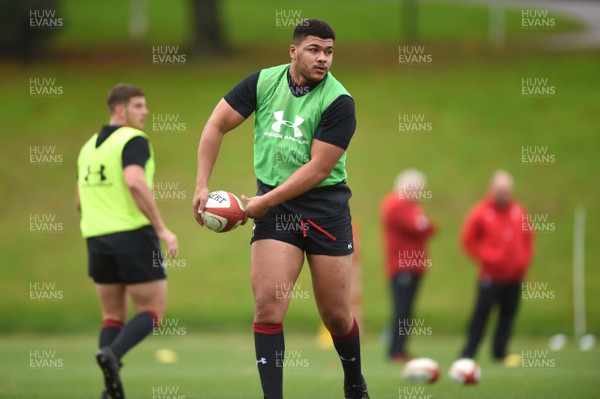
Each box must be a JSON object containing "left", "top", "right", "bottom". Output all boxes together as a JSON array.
[
  {"left": 224, "top": 69, "right": 356, "bottom": 218},
  {"left": 96, "top": 125, "right": 150, "bottom": 168},
  {"left": 86, "top": 125, "right": 157, "bottom": 254}
]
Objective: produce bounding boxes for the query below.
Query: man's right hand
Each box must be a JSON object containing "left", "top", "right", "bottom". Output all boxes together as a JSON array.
[
  {"left": 157, "top": 227, "right": 179, "bottom": 258},
  {"left": 193, "top": 186, "right": 209, "bottom": 226}
]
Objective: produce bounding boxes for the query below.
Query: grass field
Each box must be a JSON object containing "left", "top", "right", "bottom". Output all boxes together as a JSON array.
[
  {"left": 3, "top": 332, "right": 599, "bottom": 398},
  {"left": 1, "top": 0, "right": 599, "bottom": 343},
  {"left": 2, "top": 0, "right": 599, "bottom": 397},
  {"left": 2, "top": 48, "right": 598, "bottom": 335}
]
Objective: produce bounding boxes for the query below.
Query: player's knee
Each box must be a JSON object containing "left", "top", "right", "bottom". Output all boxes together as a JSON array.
[
  {"left": 254, "top": 299, "right": 284, "bottom": 324},
  {"left": 321, "top": 309, "right": 352, "bottom": 336}
]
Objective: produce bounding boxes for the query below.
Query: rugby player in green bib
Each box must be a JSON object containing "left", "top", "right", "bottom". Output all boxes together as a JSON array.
[
  {"left": 193, "top": 19, "right": 369, "bottom": 398},
  {"left": 77, "top": 84, "right": 179, "bottom": 399}
]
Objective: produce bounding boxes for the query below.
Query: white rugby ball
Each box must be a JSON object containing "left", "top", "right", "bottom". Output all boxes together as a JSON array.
[
  {"left": 448, "top": 358, "right": 481, "bottom": 385},
  {"left": 200, "top": 191, "right": 245, "bottom": 233},
  {"left": 402, "top": 357, "right": 441, "bottom": 384}
]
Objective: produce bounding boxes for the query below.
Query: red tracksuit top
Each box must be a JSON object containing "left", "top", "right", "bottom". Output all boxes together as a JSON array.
[
  {"left": 381, "top": 193, "right": 437, "bottom": 279},
  {"left": 461, "top": 196, "right": 534, "bottom": 283}
]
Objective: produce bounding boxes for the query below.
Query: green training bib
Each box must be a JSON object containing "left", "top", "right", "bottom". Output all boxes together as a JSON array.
[
  {"left": 254, "top": 64, "right": 351, "bottom": 188},
  {"left": 77, "top": 126, "right": 154, "bottom": 238}
]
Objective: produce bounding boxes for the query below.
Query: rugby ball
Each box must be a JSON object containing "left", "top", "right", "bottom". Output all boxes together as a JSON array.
[
  {"left": 402, "top": 358, "right": 441, "bottom": 384},
  {"left": 448, "top": 358, "right": 481, "bottom": 385},
  {"left": 200, "top": 191, "right": 245, "bottom": 233}
]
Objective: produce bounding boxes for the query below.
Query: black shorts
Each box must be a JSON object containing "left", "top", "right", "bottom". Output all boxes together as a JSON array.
[
  {"left": 87, "top": 226, "right": 166, "bottom": 284},
  {"left": 250, "top": 209, "right": 354, "bottom": 256},
  {"left": 88, "top": 251, "right": 166, "bottom": 284}
]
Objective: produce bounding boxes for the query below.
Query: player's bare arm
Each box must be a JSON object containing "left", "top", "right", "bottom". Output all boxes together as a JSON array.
[
  {"left": 124, "top": 164, "right": 179, "bottom": 257},
  {"left": 242, "top": 139, "right": 345, "bottom": 219},
  {"left": 193, "top": 98, "right": 246, "bottom": 225}
]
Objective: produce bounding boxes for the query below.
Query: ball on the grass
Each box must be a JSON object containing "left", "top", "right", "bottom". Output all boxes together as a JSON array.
[
  {"left": 200, "top": 191, "right": 245, "bottom": 233},
  {"left": 549, "top": 334, "right": 567, "bottom": 351},
  {"left": 579, "top": 334, "right": 596, "bottom": 351},
  {"left": 448, "top": 358, "right": 480, "bottom": 384},
  {"left": 155, "top": 348, "right": 177, "bottom": 364},
  {"left": 402, "top": 357, "right": 441, "bottom": 384}
]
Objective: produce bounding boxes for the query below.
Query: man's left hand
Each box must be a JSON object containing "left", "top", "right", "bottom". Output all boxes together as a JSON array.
[{"left": 241, "top": 194, "right": 271, "bottom": 222}]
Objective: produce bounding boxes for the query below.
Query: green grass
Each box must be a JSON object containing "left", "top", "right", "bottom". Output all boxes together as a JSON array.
[
  {"left": 2, "top": 332, "right": 599, "bottom": 398},
  {"left": 1, "top": 50, "right": 598, "bottom": 335},
  {"left": 0, "top": 0, "right": 598, "bottom": 337},
  {"left": 2, "top": 1, "right": 597, "bottom": 396}
]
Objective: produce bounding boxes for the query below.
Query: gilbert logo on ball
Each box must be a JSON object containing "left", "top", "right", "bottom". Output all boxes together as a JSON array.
[{"left": 201, "top": 191, "right": 245, "bottom": 233}]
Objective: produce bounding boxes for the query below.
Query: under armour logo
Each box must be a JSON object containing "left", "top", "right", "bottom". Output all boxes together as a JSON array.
[
  {"left": 348, "top": 243, "right": 353, "bottom": 250},
  {"left": 339, "top": 355, "right": 357, "bottom": 362},
  {"left": 84, "top": 164, "right": 106, "bottom": 182},
  {"left": 272, "top": 111, "right": 304, "bottom": 137},
  {"left": 256, "top": 357, "right": 267, "bottom": 365}
]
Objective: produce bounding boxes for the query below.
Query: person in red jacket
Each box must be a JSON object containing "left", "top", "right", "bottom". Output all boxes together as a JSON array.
[
  {"left": 459, "top": 170, "right": 534, "bottom": 360},
  {"left": 381, "top": 169, "right": 436, "bottom": 361}
]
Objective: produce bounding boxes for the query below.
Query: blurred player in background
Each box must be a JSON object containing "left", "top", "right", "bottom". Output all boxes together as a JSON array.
[
  {"left": 193, "top": 19, "right": 369, "bottom": 399},
  {"left": 76, "top": 84, "right": 179, "bottom": 399},
  {"left": 381, "top": 169, "right": 437, "bottom": 361},
  {"left": 459, "top": 170, "right": 534, "bottom": 361}
]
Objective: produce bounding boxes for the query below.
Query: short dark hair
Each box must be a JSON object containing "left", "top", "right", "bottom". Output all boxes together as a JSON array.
[
  {"left": 107, "top": 84, "right": 144, "bottom": 113},
  {"left": 293, "top": 19, "right": 335, "bottom": 44}
]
